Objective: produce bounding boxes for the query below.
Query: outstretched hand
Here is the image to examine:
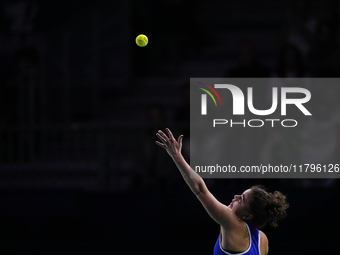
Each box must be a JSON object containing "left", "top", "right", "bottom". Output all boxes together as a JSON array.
[{"left": 155, "top": 128, "right": 183, "bottom": 158}]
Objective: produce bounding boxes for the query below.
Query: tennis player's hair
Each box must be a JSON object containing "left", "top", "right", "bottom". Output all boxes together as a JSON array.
[{"left": 248, "top": 185, "right": 289, "bottom": 229}]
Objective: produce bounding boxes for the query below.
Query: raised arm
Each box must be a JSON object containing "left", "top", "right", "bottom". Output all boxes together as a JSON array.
[
  {"left": 155, "top": 128, "right": 238, "bottom": 229},
  {"left": 155, "top": 128, "right": 203, "bottom": 195}
]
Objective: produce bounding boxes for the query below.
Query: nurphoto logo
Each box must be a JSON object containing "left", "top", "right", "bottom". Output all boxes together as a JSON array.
[{"left": 197, "top": 81, "right": 312, "bottom": 128}]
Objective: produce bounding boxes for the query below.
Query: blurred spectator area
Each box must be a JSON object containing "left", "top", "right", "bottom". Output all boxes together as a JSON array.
[{"left": 0, "top": 0, "right": 339, "bottom": 190}]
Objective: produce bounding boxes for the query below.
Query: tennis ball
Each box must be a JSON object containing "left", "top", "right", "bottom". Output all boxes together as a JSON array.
[{"left": 136, "top": 34, "right": 148, "bottom": 47}]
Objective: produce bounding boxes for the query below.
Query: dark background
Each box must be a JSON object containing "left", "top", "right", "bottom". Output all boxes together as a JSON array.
[{"left": 0, "top": 0, "right": 340, "bottom": 254}]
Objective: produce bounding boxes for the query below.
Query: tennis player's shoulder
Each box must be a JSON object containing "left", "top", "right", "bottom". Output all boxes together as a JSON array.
[{"left": 259, "top": 230, "right": 269, "bottom": 255}]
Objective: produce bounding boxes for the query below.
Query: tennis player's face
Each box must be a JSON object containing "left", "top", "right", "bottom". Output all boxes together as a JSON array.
[{"left": 228, "top": 189, "right": 252, "bottom": 218}]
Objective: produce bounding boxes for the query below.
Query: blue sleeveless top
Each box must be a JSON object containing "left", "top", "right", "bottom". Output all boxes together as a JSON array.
[{"left": 213, "top": 222, "right": 260, "bottom": 255}]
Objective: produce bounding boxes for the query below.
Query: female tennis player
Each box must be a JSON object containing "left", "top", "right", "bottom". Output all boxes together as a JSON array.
[{"left": 156, "top": 128, "right": 289, "bottom": 255}]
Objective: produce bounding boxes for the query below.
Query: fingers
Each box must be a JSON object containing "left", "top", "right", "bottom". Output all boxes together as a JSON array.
[
  {"left": 156, "top": 129, "right": 183, "bottom": 147},
  {"left": 155, "top": 141, "right": 165, "bottom": 147},
  {"left": 178, "top": 134, "right": 183, "bottom": 144},
  {"left": 156, "top": 130, "right": 168, "bottom": 142},
  {"left": 166, "top": 128, "right": 174, "bottom": 140}
]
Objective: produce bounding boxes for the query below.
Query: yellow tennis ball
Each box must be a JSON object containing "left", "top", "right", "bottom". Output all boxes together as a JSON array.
[{"left": 136, "top": 34, "right": 148, "bottom": 47}]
